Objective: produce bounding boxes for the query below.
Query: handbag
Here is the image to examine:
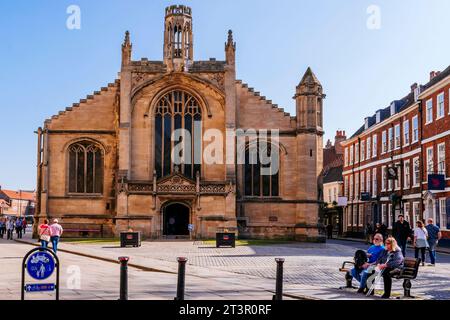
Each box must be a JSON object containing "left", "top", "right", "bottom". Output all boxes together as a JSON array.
[{"left": 40, "top": 227, "right": 51, "bottom": 242}]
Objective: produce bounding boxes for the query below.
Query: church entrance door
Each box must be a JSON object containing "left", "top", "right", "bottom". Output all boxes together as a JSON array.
[{"left": 163, "top": 203, "right": 190, "bottom": 236}]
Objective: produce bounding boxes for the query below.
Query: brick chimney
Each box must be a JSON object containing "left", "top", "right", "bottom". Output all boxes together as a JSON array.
[
  {"left": 411, "top": 83, "right": 418, "bottom": 92},
  {"left": 430, "top": 71, "right": 441, "bottom": 80},
  {"left": 334, "top": 130, "right": 346, "bottom": 155}
]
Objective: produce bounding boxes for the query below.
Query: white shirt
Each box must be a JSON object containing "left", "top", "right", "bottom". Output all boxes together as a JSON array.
[{"left": 414, "top": 227, "right": 428, "bottom": 240}]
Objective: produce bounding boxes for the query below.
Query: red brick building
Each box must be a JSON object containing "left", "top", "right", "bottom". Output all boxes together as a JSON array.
[{"left": 341, "top": 66, "right": 450, "bottom": 244}]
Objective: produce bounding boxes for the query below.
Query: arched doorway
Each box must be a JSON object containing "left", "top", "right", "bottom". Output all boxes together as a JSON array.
[{"left": 162, "top": 203, "right": 190, "bottom": 236}]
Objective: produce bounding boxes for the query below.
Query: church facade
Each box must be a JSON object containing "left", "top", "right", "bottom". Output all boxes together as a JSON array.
[{"left": 35, "top": 5, "right": 325, "bottom": 241}]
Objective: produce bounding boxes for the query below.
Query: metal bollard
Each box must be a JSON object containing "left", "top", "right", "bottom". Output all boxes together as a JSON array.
[
  {"left": 174, "top": 257, "right": 188, "bottom": 300},
  {"left": 273, "top": 258, "right": 285, "bottom": 300},
  {"left": 118, "top": 256, "right": 129, "bottom": 300}
]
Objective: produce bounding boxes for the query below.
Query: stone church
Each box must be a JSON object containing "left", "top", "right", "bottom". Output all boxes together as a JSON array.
[{"left": 35, "top": 5, "right": 325, "bottom": 241}]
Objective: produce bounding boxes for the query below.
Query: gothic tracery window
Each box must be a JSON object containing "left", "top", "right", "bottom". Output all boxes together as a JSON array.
[
  {"left": 244, "top": 140, "right": 279, "bottom": 197},
  {"left": 68, "top": 141, "right": 103, "bottom": 194},
  {"left": 155, "top": 90, "right": 202, "bottom": 179}
]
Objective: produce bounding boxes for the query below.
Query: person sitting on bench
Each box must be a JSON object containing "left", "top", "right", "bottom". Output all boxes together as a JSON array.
[
  {"left": 375, "top": 237, "right": 405, "bottom": 299},
  {"left": 349, "top": 233, "right": 385, "bottom": 293}
]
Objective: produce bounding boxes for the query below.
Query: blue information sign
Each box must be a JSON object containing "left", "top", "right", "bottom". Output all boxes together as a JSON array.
[
  {"left": 25, "top": 283, "right": 56, "bottom": 292},
  {"left": 26, "top": 251, "right": 55, "bottom": 280}
]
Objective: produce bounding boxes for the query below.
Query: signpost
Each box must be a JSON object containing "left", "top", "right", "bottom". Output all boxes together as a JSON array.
[
  {"left": 21, "top": 247, "right": 60, "bottom": 300},
  {"left": 188, "top": 224, "right": 194, "bottom": 240}
]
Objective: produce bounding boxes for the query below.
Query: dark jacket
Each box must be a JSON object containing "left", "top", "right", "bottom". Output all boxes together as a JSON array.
[
  {"left": 376, "top": 248, "right": 404, "bottom": 269},
  {"left": 392, "top": 220, "right": 412, "bottom": 241}
]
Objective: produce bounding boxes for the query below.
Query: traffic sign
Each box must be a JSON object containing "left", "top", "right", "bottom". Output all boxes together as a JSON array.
[
  {"left": 25, "top": 283, "right": 56, "bottom": 292},
  {"left": 26, "top": 251, "right": 55, "bottom": 280}
]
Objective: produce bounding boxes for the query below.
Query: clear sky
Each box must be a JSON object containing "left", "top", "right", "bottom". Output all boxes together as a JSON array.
[{"left": 1, "top": 0, "right": 449, "bottom": 190}]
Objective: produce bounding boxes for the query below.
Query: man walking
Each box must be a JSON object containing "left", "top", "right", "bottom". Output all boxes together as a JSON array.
[
  {"left": 392, "top": 214, "right": 411, "bottom": 257},
  {"left": 425, "top": 218, "right": 441, "bottom": 266},
  {"left": 50, "top": 219, "right": 63, "bottom": 253},
  {"left": 15, "top": 218, "right": 23, "bottom": 239},
  {"left": 22, "top": 218, "right": 27, "bottom": 235}
]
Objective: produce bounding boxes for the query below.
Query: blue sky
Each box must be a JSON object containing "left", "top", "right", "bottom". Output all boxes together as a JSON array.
[{"left": 1, "top": 0, "right": 449, "bottom": 190}]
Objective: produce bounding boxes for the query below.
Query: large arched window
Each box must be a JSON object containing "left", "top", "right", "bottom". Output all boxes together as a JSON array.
[
  {"left": 155, "top": 90, "right": 202, "bottom": 179},
  {"left": 68, "top": 141, "right": 103, "bottom": 194},
  {"left": 244, "top": 140, "right": 279, "bottom": 197}
]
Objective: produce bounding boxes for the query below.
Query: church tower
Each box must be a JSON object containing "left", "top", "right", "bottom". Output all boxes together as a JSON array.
[
  {"left": 294, "top": 67, "right": 325, "bottom": 241},
  {"left": 163, "top": 5, "right": 193, "bottom": 72}
]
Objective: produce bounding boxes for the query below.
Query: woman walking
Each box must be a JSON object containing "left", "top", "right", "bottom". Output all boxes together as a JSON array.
[
  {"left": 38, "top": 219, "right": 51, "bottom": 248},
  {"left": 413, "top": 220, "right": 428, "bottom": 266}
]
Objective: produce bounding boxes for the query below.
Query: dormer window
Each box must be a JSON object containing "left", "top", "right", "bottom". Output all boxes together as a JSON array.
[
  {"left": 376, "top": 111, "right": 381, "bottom": 123},
  {"left": 390, "top": 102, "right": 396, "bottom": 116},
  {"left": 414, "top": 86, "right": 421, "bottom": 102},
  {"left": 364, "top": 117, "right": 369, "bottom": 130}
]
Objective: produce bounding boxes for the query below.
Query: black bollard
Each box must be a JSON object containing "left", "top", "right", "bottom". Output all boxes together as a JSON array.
[
  {"left": 175, "top": 257, "right": 187, "bottom": 300},
  {"left": 273, "top": 258, "right": 285, "bottom": 300},
  {"left": 118, "top": 256, "right": 129, "bottom": 300}
]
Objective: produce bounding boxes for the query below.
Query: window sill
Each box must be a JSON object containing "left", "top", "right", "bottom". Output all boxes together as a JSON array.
[
  {"left": 436, "top": 116, "right": 445, "bottom": 121},
  {"left": 66, "top": 193, "right": 103, "bottom": 198}
]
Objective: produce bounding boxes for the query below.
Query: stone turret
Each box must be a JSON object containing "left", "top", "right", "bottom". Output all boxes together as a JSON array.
[
  {"left": 163, "top": 5, "right": 193, "bottom": 72},
  {"left": 121, "top": 31, "right": 132, "bottom": 66}
]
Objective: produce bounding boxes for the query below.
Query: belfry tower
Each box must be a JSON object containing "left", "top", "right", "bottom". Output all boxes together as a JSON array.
[{"left": 163, "top": 5, "right": 193, "bottom": 72}]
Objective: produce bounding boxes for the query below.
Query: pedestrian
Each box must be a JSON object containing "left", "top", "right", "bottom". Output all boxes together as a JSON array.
[
  {"left": 326, "top": 223, "right": 333, "bottom": 239},
  {"left": 392, "top": 214, "right": 411, "bottom": 257},
  {"left": 22, "top": 218, "right": 27, "bottom": 235},
  {"left": 377, "top": 223, "right": 388, "bottom": 241},
  {"left": 49, "top": 219, "right": 63, "bottom": 253},
  {"left": 365, "top": 223, "right": 373, "bottom": 244},
  {"left": 0, "top": 218, "right": 5, "bottom": 238},
  {"left": 6, "top": 218, "right": 14, "bottom": 240},
  {"left": 413, "top": 220, "right": 428, "bottom": 266},
  {"left": 15, "top": 218, "right": 23, "bottom": 239},
  {"left": 376, "top": 237, "right": 404, "bottom": 299},
  {"left": 38, "top": 219, "right": 51, "bottom": 249},
  {"left": 425, "top": 218, "right": 441, "bottom": 266}
]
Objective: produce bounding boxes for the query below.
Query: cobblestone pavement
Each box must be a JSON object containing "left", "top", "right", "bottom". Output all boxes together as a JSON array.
[{"left": 7, "top": 235, "right": 450, "bottom": 300}]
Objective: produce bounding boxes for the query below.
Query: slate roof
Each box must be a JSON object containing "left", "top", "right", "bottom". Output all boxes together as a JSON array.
[{"left": 322, "top": 165, "right": 343, "bottom": 184}]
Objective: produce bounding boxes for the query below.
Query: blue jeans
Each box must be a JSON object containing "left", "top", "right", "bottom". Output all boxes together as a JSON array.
[
  {"left": 51, "top": 236, "right": 60, "bottom": 253},
  {"left": 351, "top": 268, "right": 371, "bottom": 289},
  {"left": 41, "top": 240, "right": 48, "bottom": 248},
  {"left": 428, "top": 240, "right": 438, "bottom": 264}
]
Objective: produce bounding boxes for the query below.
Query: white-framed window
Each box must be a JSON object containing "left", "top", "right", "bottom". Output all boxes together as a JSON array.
[
  {"left": 413, "top": 202, "right": 420, "bottom": 227},
  {"left": 355, "top": 172, "right": 359, "bottom": 199},
  {"left": 388, "top": 127, "right": 394, "bottom": 151},
  {"left": 361, "top": 171, "right": 365, "bottom": 192},
  {"left": 349, "top": 175, "right": 353, "bottom": 200},
  {"left": 372, "top": 134, "right": 377, "bottom": 157},
  {"left": 413, "top": 157, "right": 420, "bottom": 187},
  {"left": 388, "top": 168, "right": 393, "bottom": 190},
  {"left": 350, "top": 145, "right": 354, "bottom": 165},
  {"left": 403, "top": 120, "right": 410, "bottom": 146},
  {"left": 439, "top": 198, "right": 446, "bottom": 229},
  {"left": 361, "top": 141, "right": 365, "bottom": 161},
  {"left": 382, "top": 131, "right": 387, "bottom": 153},
  {"left": 381, "top": 166, "right": 387, "bottom": 191},
  {"left": 355, "top": 143, "right": 359, "bottom": 163},
  {"left": 382, "top": 204, "right": 387, "bottom": 224},
  {"left": 404, "top": 202, "right": 411, "bottom": 223},
  {"left": 353, "top": 206, "right": 357, "bottom": 226},
  {"left": 367, "top": 137, "right": 371, "bottom": 159},
  {"left": 344, "top": 176, "right": 349, "bottom": 198},
  {"left": 388, "top": 204, "right": 393, "bottom": 228},
  {"left": 344, "top": 147, "right": 348, "bottom": 167},
  {"left": 426, "top": 98, "right": 433, "bottom": 124},
  {"left": 372, "top": 168, "right": 377, "bottom": 196},
  {"left": 394, "top": 124, "right": 401, "bottom": 149},
  {"left": 333, "top": 187, "right": 337, "bottom": 203},
  {"left": 395, "top": 163, "right": 401, "bottom": 190},
  {"left": 404, "top": 160, "right": 410, "bottom": 189},
  {"left": 427, "top": 146, "right": 434, "bottom": 176},
  {"left": 366, "top": 169, "right": 371, "bottom": 194},
  {"left": 437, "top": 93, "right": 445, "bottom": 119},
  {"left": 412, "top": 116, "right": 419, "bottom": 143},
  {"left": 438, "top": 143, "right": 446, "bottom": 176},
  {"left": 359, "top": 205, "right": 364, "bottom": 226}
]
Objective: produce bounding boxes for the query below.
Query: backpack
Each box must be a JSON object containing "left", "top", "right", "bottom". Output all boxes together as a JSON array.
[{"left": 354, "top": 250, "right": 368, "bottom": 271}]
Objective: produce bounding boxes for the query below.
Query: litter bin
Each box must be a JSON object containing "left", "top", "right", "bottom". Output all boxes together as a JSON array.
[
  {"left": 120, "top": 231, "right": 141, "bottom": 247},
  {"left": 216, "top": 232, "right": 235, "bottom": 248}
]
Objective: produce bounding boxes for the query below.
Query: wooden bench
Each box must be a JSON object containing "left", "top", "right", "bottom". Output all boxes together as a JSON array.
[
  {"left": 338, "top": 258, "right": 421, "bottom": 298},
  {"left": 62, "top": 223, "right": 104, "bottom": 238},
  {"left": 390, "top": 257, "right": 421, "bottom": 298}
]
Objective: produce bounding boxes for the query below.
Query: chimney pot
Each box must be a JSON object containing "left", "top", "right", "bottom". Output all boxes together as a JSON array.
[
  {"left": 430, "top": 71, "right": 436, "bottom": 80},
  {"left": 411, "top": 83, "right": 418, "bottom": 92}
]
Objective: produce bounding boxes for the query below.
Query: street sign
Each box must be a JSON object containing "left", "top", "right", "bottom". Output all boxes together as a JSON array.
[
  {"left": 26, "top": 251, "right": 55, "bottom": 280},
  {"left": 25, "top": 283, "right": 56, "bottom": 292},
  {"left": 188, "top": 224, "right": 194, "bottom": 232},
  {"left": 360, "top": 192, "right": 371, "bottom": 201},
  {"left": 428, "top": 174, "right": 445, "bottom": 191},
  {"left": 21, "top": 247, "right": 60, "bottom": 300}
]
